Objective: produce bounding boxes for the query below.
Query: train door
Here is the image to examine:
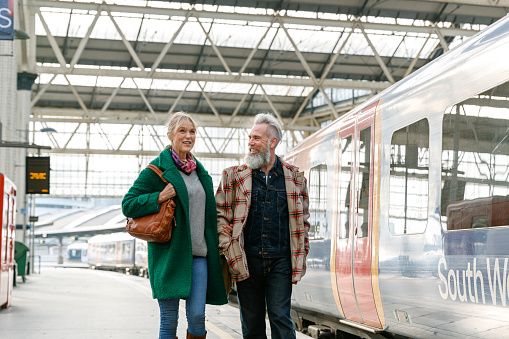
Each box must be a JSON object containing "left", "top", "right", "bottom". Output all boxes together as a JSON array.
[
  {"left": 0, "top": 179, "right": 6, "bottom": 307},
  {"left": 334, "top": 103, "right": 382, "bottom": 328}
]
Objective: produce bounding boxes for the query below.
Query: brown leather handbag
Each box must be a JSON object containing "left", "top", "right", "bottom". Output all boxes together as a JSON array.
[{"left": 125, "top": 165, "right": 176, "bottom": 243}]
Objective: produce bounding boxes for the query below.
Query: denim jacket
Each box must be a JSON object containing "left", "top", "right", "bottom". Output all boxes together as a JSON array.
[{"left": 244, "top": 157, "right": 290, "bottom": 257}]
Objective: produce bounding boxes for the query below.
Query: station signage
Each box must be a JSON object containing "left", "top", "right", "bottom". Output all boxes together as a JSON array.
[
  {"left": 0, "top": 0, "right": 14, "bottom": 40},
  {"left": 26, "top": 157, "right": 50, "bottom": 194}
]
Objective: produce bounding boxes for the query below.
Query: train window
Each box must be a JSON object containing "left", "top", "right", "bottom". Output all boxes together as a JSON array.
[
  {"left": 10, "top": 197, "right": 14, "bottom": 226},
  {"left": 357, "top": 126, "right": 371, "bottom": 238},
  {"left": 3, "top": 194, "right": 7, "bottom": 263},
  {"left": 442, "top": 80, "right": 509, "bottom": 230},
  {"left": 389, "top": 118, "right": 430, "bottom": 234},
  {"left": 122, "top": 242, "right": 132, "bottom": 257},
  {"left": 308, "top": 164, "right": 328, "bottom": 239},
  {"left": 339, "top": 136, "right": 352, "bottom": 239}
]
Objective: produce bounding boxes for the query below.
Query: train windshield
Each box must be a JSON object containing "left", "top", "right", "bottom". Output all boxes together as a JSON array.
[{"left": 442, "top": 80, "right": 509, "bottom": 230}]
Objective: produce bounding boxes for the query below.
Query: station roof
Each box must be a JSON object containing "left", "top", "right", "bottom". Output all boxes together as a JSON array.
[
  {"left": 23, "top": 0, "right": 509, "bottom": 132},
  {"left": 34, "top": 204, "right": 125, "bottom": 238}
]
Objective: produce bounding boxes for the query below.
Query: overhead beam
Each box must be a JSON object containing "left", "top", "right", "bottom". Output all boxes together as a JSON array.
[
  {"left": 31, "top": 107, "right": 322, "bottom": 132},
  {"left": 38, "top": 147, "right": 245, "bottom": 159},
  {"left": 29, "top": 1, "right": 480, "bottom": 37},
  {"left": 35, "top": 66, "right": 390, "bottom": 91},
  {"left": 419, "top": 0, "right": 509, "bottom": 7},
  {"left": 69, "top": 6, "right": 102, "bottom": 70},
  {"left": 359, "top": 23, "right": 395, "bottom": 84},
  {"left": 149, "top": 13, "right": 191, "bottom": 76},
  {"left": 278, "top": 18, "right": 340, "bottom": 119},
  {"left": 196, "top": 17, "right": 233, "bottom": 76}
]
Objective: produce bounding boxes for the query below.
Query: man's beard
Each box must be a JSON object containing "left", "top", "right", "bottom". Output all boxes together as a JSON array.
[{"left": 245, "top": 144, "right": 270, "bottom": 169}]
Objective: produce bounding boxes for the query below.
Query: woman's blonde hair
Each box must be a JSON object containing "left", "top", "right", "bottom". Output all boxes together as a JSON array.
[{"left": 166, "top": 112, "right": 198, "bottom": 140}]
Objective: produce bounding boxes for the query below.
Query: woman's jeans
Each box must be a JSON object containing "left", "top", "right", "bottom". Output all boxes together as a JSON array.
[{"left": 158, "top": 257, "right": 208, "bottom": 339}]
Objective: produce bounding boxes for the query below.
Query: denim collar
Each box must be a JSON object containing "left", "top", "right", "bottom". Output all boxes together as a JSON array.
[{"left": 253, "top": 155, "right": 283, "bottom": 177}]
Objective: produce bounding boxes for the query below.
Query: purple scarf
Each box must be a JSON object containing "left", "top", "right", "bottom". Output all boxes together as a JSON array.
[{"left": 171, "top": 148, "right": 197, "bottom": 174}]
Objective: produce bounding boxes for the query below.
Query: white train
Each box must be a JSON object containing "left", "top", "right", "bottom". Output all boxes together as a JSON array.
[
  {"left": 66, "top": 242, "right": 88, "bottom": 263},
  {"left": 283, "top": 13, "right": 509, "bottom": 339},
  {"left": 87, "top": 232, "right": 148, "bottom": 277}
]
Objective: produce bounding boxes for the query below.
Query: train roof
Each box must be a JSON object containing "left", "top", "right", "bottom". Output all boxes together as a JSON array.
[
  {"left": 0, "top": 173, "right": 16, "bottom": 193},
  {"left": 88, "top": 232, "right": 134, "bottom": 244},
  {"left": 66, "top": 242, "right": 88, "bottom": 250},
  {"left": 286, "top": 14, "right": 509, "bottom": 160}
]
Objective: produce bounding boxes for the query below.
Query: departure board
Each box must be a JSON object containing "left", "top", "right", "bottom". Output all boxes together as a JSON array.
[{"left": 26, "top": 157, "right": 50, "bottom": 194}]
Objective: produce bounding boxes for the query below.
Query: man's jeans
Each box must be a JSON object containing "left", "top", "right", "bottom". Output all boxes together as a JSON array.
[
  {"left": 157, "top": 257, "right": 207, "bottom": 339},
  {"left": 236, "top": 255, "right": 296, "bottom": 339}
]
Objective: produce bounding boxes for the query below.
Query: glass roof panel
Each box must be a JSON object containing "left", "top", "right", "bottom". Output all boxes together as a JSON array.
[
  {"left": 173, "top": 21, "right": 208, "bottom": 45},
  {"left": 66, "top": 12, "right": 98, "bottom": 38},
  {"left": 396, "top": 35, "right": 437, "bottom": 59},
  {"left": 138, "top": 17, "right": 184, "bottom": 43},
  {"left": 91, "top": 15, "right": 142, "bottom": 40},
  {"left": 343, "top": 33, "right": 371, "bottom": 56},
  {"left": 36, "top": 11, "right": 71, "bottom": 37},
  {"left": 37, "top": 5, "right": 442, "bottom": 60}
]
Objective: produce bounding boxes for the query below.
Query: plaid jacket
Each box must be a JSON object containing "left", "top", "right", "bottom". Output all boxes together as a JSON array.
[{"left": 216, "top": 157, "right": 310, "bottom": 283}]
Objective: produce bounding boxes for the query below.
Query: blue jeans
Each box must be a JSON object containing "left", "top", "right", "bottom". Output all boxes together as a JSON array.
[
  {"left": 158, "top": 257, "right": 208, "bottom": 339},
  {"left": 236, "top": 255, "right": 295, "bottom": 339}
]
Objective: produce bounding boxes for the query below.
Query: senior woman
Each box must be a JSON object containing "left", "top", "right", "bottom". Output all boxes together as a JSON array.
[{"left": 122, "top": 112, "right": 227, "bottom": 339}]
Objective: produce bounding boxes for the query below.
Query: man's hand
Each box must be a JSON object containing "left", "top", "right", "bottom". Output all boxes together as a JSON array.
[{"left": 223, "top": 223, "right": 233, "bottom": 236}]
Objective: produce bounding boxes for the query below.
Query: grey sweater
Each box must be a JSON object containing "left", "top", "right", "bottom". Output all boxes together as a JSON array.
[{"left": 179, "top": 170, "right": 208, "bottom": 257}]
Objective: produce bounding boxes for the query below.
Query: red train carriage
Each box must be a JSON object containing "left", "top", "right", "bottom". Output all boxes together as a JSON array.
[
  {"left": 0, "top": 173, "right": 16, "bottom": 309},
  {"left": 446, "top": 196, "right": 509, "bottom": 230}
]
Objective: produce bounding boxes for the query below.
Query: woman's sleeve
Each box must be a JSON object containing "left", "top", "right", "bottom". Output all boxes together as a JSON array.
[{"left": 122, "top": 168, "right": 162, "bottom": 218}]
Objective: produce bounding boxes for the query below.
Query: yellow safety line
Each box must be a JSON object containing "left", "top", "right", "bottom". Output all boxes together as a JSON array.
[
  {"left": 330, "top": 128, "right": 345, "bottom": 318},
  {"left": 371, "top": 100, "right": 385, "bottom": 328},
  {"left": 206, "top": 319, "right": 236, "bottom": 338}
]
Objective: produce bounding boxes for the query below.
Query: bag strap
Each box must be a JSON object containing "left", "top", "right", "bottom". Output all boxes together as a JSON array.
[{"left": 146, "top": 164, "right": 169, "bottom": 184}]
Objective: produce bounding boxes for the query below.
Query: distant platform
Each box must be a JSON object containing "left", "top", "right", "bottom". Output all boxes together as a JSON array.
[{"left": 0, "top": 267, "right": 311, "bottom": 338}]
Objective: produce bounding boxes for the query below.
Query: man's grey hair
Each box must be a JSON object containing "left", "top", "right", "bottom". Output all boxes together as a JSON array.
[{"left": 253, "top": 113, "right": 282, "bottom": 146}]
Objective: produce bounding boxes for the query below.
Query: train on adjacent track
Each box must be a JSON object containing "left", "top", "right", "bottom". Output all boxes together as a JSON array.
[
  {"left": 66, "top": 242, "right": 88, "bottom": 263},
  {"left": 0, "top": 173, "right": 16, "bottom": 309},
  {"left": 87, "top": 232, "right": 148, "bottom": 277},
  {"left": 283, "top": 14, "right": 509, "bottom": 339}
]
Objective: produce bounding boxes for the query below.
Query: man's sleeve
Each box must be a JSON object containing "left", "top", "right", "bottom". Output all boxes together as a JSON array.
[
  {"left": 215, "top": 169, "right": 234, "bottom": 253},
  {"left": 301, "top": 177, "right": 311, "bottom": 256}
]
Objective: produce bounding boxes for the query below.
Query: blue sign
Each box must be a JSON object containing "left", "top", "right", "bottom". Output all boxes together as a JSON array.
[{"left": 0, "top": 0, "right": 14, "bottom": 40}]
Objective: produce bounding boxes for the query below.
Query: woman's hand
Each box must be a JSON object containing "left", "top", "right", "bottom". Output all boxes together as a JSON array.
[{"left": 157, "top": 183, "right": 176, "bottom": 203}]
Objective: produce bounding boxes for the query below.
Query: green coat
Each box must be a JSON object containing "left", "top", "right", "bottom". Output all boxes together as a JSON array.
[{"left": 122, "top": 149, "right": 228, "bottom": 305}]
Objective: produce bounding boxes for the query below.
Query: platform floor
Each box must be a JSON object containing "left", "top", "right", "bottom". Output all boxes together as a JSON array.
[{"left": 0, "top": 267, "right": 311, "bottom": 338}]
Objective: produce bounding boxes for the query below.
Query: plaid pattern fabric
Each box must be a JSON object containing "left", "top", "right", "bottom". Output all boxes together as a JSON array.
[{"left": 216, "top": 157, "right": 310, "bottom": 283}]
